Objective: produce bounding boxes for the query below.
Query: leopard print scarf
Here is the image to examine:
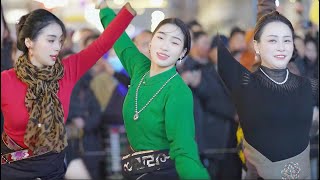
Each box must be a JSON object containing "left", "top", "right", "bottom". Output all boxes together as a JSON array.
[{"left": 14, "top": 55, "right": 67, "bottom": 154}]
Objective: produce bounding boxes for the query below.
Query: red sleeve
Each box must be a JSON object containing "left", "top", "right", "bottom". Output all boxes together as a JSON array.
[{"left": 62, "top": 7, "right": 134, "bottom": 84}]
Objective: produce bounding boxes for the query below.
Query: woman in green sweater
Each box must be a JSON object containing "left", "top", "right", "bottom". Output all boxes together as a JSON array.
[{"left": 97, "top": 2, "right": 209, "bottom": 180}]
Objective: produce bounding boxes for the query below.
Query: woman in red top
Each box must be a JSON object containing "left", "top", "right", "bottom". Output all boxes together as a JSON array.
[{"left": 1, "top": 3, "right": 135, "bottom": 179}]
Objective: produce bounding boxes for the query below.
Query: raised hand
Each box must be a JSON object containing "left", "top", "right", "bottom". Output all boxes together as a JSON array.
[
  {"left": 95, "top": 0, "right": 109, "bottom": 9},
  {"left": 96, "top": 1, "right": 136, "bottom": 16}
]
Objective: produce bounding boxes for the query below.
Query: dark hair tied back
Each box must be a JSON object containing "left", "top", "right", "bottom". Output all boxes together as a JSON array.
[
  {"left": 16, "top": 14, "right": 31, "bottom": 52},
  {"left": 254, "top": 11, "right": 294, "bottom": 42},
  {"left": 16, "top": 9, "right": 66, "bottom": 54}
]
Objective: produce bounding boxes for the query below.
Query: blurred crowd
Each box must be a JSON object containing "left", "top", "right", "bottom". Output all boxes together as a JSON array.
[{"left": 1, "top": 1, "right": 318, "bottom": 180}]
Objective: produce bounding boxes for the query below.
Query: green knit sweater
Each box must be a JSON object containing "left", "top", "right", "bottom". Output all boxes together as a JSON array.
[{"left": 100, "top": 8, "right": 209, "bottom": 179}]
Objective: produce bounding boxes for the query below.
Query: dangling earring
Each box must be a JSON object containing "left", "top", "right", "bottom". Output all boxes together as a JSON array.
[
  {"left": 29, "top": 50, "right": 33, "bottom": 57},
  {"left": 178, "top": 58, "right": 182, "bottom": 63},
  {"left": 255, "top": 52, "right": 260, "bottom": 61},
  {"left": 27, "top": 45, "right": 33, "bottom": 57}
]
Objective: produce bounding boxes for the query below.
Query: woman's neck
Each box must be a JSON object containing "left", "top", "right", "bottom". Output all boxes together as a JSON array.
[
  {"left": 260, "top": 65, "right": 288, "bottom": 82},
  {"left": 149, "top": 63, "right": 174, "bottom": 77},
  {"left": 29, "top": 54, "right": 43, "bottom": 68}
]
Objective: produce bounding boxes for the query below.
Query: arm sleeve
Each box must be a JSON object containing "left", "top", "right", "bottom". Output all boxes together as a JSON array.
[
  {"left": 217, "top": 39, "right": 251, "bottom": 94},
  {"left": 100, "top": 8, "right": 150, "bottom": 78},
  {"left": 62, "top": 6, "right": 135, "bottom": 84},
  {"left": 165, "top": 87, "right": 210, "bottom": 179}
]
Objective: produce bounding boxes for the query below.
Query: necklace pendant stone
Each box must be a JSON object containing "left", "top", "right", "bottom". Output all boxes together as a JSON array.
[{"left": 133, "top": 113, "right": 139, "bottom": 120}]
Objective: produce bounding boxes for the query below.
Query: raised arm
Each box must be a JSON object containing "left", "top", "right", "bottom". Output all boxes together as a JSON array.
[
  {"left": 165, "top": 87, "right": 210, "bottom": 179},
  {"left": 62, "top": 3, "right": 135, "bottom": 84},
  {"left": 99, "top": 5, "right": 150, "bottom": 78},
  {"left": 217, "top": 38, "right": 251, "bottom": 94}
]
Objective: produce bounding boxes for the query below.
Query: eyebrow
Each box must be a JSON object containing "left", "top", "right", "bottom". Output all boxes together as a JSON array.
[
  {"left": 267, "top": 35, "right": 292, "bottom": 38},
  {"left": 47, "top": 35, "right": 65, "bottom": 40},
  {"left": 47, "top": 35, "right": 57, "bottom": 38},
  {"left": 158, "top": 31, "right": 182, "bottom": 42},
  {"left": 47, "top": 34, "right": 64, "bottom": 38}
]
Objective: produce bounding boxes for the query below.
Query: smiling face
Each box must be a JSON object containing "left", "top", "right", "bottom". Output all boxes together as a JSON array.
[
  {"left": 26, "top": 23, "right": 64, "bottom": 68},
  {"left": 149, "top": 23, "right": 187, "bottom": 71},
  {"left": 254, "top": 21, "right": 294, "bottom": 69}
]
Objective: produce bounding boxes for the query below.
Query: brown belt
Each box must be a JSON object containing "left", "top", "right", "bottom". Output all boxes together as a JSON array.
[{"left": 1, "top": 132, "right": 49, "bottom": 165}]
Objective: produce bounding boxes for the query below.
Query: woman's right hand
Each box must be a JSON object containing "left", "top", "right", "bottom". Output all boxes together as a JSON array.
[
  {"left": 95, "top": 0, "right": 109, "bottom": 9},
  {"left": 96, "top": 1, "right": 136, "bottom": 16}
]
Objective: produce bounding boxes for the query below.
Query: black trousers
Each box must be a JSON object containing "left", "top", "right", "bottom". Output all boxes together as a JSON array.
[{"left": 1, "top": 140, "right": 66, "bottom": 180}]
